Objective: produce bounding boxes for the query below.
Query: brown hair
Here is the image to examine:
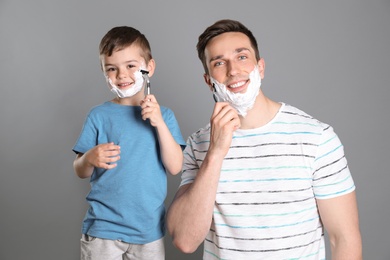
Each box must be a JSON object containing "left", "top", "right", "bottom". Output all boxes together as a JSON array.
[
  {"left": 196, "top": 19, "right": 260, "bottom": 74},
  {"left": 99, "top": 26, "right": 152, "bottom": 63}
]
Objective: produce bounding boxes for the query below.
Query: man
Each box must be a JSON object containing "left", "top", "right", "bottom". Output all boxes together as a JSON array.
[{"left": 167, "top": 19, "right": 362, "bottom": 259}]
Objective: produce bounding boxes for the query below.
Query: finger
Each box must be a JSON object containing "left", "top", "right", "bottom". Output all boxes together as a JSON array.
[
  {"left": 98, "top": 162, "right": 117, "bottom": 170},
  {"left": 106, "top": 163, "right": 117, "bottom": 169},
  {"left": 211, "top": 102, "right": 233, "bottom": 120},
  {"left": 140, "top": 100, "right": 152, "bottom": 110},
  {"left": 105, "top": 149, "right": 121, "bottom": 157},
  {"left": 145, "top": 94, "right": 157, "bottom": 102},
  {"left": 105, "top": 142, "right": 120, "bottom": 151},
  {"left": 212, "top": 104, "right": 237, "bottom": 125},
  {"left": 106, "top": 154, "right": 120, "bottom": 162},
  {"left": 211, "top": 102, "right": 225, "bottom": 118}
]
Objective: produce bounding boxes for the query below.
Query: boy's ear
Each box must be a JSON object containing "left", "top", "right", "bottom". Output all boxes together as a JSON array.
[
  {"left": 146, "top": 59, "right": 156, "bottom": 77},
  {"left": 99, "top": 56, "right": 106, "bottom": 73}
]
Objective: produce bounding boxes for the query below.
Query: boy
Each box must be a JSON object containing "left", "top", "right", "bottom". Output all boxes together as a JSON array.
[{"left": 73, "top": 26, "right": 185, "bottom": 260}]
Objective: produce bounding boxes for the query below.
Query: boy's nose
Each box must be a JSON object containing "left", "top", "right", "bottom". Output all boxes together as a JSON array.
[{"left": 117, "top": 68, "right": 128, "bottom": 79}]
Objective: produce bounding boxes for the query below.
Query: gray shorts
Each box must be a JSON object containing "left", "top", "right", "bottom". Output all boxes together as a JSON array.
[{"left": 80, "top": 234, "right": 165, "bottom": 260}]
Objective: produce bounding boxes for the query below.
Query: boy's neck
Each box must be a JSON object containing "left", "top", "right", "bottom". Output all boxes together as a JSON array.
[
  {"left": 111, "top": 90, "right": 145, "bottom": 106},
  {"left": 111, "top": 96, "right": 141, "bottom": 106}
]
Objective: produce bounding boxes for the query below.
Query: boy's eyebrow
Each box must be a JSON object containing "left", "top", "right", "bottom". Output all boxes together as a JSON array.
[
  {"left": 209, "top": 47, "right": 251, "bottom": 63},
  {"left": 103, "top": 60, "right": 139, "bottom": 67}
]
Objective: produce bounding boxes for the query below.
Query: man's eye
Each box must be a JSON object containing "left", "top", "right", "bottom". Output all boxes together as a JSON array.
[
  {"left": 238, "top": 55, "right": 247, "bottom": 60},
  {"left": 214, "top": 61, "right": 224, "bottom": 67}
]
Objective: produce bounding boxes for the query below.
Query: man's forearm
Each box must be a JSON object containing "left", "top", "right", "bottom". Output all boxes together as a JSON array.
[{"left": 167, "top": 153, "right": 223, "bottom": 253}]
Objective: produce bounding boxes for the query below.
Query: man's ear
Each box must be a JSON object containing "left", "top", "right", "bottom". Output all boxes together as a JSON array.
[
  {"left": 203, "top": 73, "right": 214, "bottom": 91},
  {"left": 146, "top": 59, "right": 156, "bottom": 77},
  {"left": 257, "top": 58, "right": 265, "bottom": 79}
]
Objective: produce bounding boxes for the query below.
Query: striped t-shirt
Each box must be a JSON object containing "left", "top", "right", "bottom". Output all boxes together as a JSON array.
[{"left": 180, "top": 103, "right": 355, "bottom": 259}]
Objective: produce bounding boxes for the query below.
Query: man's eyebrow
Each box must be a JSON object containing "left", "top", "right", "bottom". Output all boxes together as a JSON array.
[
  {"left": 209, "top": 48, "right": 251, "bottom": 63},
  {"left": 235, "top": 47, "right": 251, "bottom": 53},
  {"left": 209, "top": 55, "right": 223, "bottom": 63}
]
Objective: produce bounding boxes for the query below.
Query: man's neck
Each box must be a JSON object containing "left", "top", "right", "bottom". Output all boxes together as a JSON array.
[{"left": 238, "top": 90, "right": 281, "bottom": 129}]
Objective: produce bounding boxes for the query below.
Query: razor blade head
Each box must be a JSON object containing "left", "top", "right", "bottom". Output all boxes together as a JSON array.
[{"left": 140, "top": 69, "right": 150, "bottom": 84}]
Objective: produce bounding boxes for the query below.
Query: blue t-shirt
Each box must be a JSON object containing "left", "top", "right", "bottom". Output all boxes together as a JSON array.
[{"left": 73, "top": 101, "right": 185, "bottom": 244}]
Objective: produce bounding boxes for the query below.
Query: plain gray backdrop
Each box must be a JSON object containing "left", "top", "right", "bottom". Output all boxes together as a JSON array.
[{"left": 0, "top": 1, "right": 389, "bottom": 259}]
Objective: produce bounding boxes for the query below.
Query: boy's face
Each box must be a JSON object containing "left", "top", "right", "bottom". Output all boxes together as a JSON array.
[{"left": 101, "top": 44, "right": 153, "bottom": 95}]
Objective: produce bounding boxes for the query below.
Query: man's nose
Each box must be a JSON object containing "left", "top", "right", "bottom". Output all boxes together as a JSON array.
[{"left": 227, "top": 61, "right": 240, "bottom": 76}]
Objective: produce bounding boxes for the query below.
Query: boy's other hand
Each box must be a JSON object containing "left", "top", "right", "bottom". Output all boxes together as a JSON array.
[{"left": 85, "top": 142, "right": 121, "bottom": 169}]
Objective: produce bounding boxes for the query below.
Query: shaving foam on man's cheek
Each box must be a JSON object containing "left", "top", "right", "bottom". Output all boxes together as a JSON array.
[{"left": 211, "top": 66, "right": 261, "bottom": 117}]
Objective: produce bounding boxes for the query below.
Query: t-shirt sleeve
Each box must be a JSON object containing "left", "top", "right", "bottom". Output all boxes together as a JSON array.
[
  {"left": 312, "top": 125, "right": 356, "bottom": 199},
  {"left": 72, "top": 114, "right": 97, "bottom": 154},
  {"left": 179, "top": 136, "right": 199, "bottom": 187},
  {"left": 164, "top": 108, "right": 186, "bottom": 149}
]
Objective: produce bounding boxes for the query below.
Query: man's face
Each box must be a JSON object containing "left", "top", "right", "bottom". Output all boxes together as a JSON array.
[{"left": 204, "top": 32, "right": 264, "bottom": 93}]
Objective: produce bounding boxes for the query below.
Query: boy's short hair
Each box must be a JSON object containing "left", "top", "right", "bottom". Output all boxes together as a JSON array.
[
  {"left": 99, "top": 26, "right": 152, "bottom": 63},
  {"left": 196, "top": 19, "right": 260, "bottom": 74}
]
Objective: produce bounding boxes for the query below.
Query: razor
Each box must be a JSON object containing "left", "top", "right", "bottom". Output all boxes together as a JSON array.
[{"left": 140, "top": 69, "right": 150, "bottom": 96}]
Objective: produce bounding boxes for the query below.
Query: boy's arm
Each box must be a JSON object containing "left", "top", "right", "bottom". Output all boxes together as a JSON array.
[
  {"left": 155, "top": 122, "right": 183, "bottom": 175},
  {"left": 140, "top": 95, "right": 183, "bottom": 175},
  {"left": 73, "top": 143, "right": 121, "bottom": 179},
  {"left": 73, "top": 153, "right": 94, "bottom": 179},
  {"left": 317, "top": 191, "right": 362, "bottom": 259}
]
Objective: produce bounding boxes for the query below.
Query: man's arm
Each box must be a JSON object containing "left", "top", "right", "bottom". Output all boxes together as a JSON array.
[
  {"left": 317, "top": 191, "right": 362, "bottom": 259},
  {"left": 166, "top": 102, "right": 240, "bottom": 253}
]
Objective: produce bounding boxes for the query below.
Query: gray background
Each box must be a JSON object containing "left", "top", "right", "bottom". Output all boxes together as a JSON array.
[{"left": 0, "top": 1, "right": 389, "bottom": 259}]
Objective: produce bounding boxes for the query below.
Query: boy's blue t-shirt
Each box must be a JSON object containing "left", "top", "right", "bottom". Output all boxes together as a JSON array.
[{"left": 73, "top": 101, "right": 186, "bottom": 244}]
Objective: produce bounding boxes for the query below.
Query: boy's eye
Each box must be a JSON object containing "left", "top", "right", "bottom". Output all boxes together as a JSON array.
[
  {"left": 106, "top": 67, "right": 116, "bottom": 72},
  {"left": 127, "top": 64, "right": 136, "bottom": 69}
]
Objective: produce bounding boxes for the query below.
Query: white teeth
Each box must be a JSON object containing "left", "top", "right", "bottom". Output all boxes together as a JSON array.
[
  {"left": 229, "top": 81, "right": 246, "bottom": 88},
  {"left": 210, "top": 65, "right": 261, "bottom": 117}
]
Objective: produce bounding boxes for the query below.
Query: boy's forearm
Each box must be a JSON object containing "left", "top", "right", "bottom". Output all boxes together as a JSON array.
[
  {"left": 73, "top": 154, "right": 94, "bottom": 179},
  {"left": 155, "top": 123, "right": 183, "bottom": 175}
]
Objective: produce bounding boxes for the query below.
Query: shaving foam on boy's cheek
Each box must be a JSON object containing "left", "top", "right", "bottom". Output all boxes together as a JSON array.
[
  {"left": 211, "top": 66, "right": 261, "bottom": 117},
  {"left": 105, "top": 70, "right": 145, "bottom": 98}
]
